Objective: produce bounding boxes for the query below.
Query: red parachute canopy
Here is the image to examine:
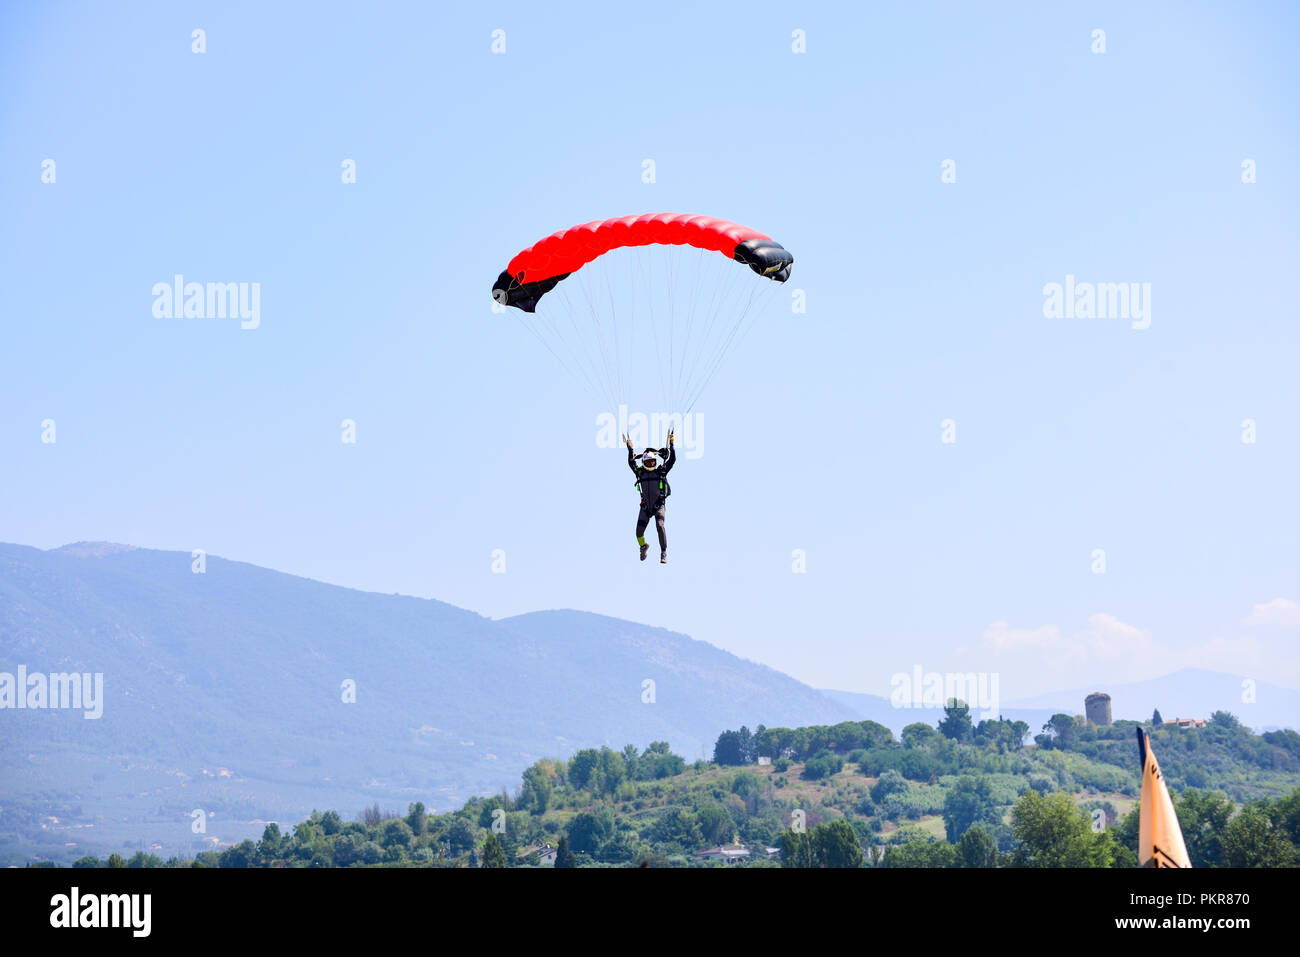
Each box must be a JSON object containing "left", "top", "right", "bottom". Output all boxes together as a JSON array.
[
  {"left": 492, "top": 213, "right": 792, "bottom": 312},
  {"left": 490, "top": 213, "right": 793, "bottom": 412}
]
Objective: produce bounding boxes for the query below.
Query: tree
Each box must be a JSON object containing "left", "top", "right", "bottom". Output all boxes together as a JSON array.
[
  {"left": 1010, "top": 790, "right": 1113, "bottom": 867},
  {"left": 553, "top": 835, "right": 576, "bottom": 868},
  {"left": 943, "top": 776, "right": 999, "bottom": 843},
  {"left": 778, "top": 821, "right": 861, "bottom": 867},
  {"left": 938, "top": 700, "right": 973, "bottom": 742},
  {"left": 802, "top": 749, "right": 843, "bottom": 781},
  {"left": 713, "top": 730, "right": 747, "bottom": 766},
  {"left": 780, "top": 829, "right": 816, "bottom": 868},
  {"left": 957, "top": 825, "right": 998, "bottom": 867},
  {"left": 256, "top": 822, "right": 285, "bottom": 863},
  {"left": 871, "top": 769, "right": 909, "bottom": 805},
  {"left": 566, "top": 808, "right": 614, "bottom": 856},
  {"left": 361, "top": 803, "right": 383, "bottom": 827},
  {"left": 1041, "top": 713, "right": 1078, "bottom": 749},
  {"left": 815, "top": 819, "right": 862, "bottom": 868},
  {"left": 1152, "top": 708, "right": 1163, "bottom": 725},
  {"left": 406, "top": 802, "right": 427, "bottom": 836},
  {"left": 828, "top": 721, "right": 870, "bottom": 753},
  {"left": 642, "top": 747, "right": 686, "bottom": 779},
  {"left": 521, "top": 764, "right": 553, "bottom": 815},
  {"left": 599, "top": 748, "right": 627, "bottom": 793},
  {"left": 650, "top": 807, "right": 702, "bottom": 850},
  {"left": 1263, "top": 731, "right": 1300, "bottom": 763},
  {"left": 902, "top": 722, "right": 941, "bottom": 749},
  {"left": 477, "top": 797, "right": 506, "bottom": 830},
  {"left": 731, "top": 771, "right": 764, "bottom": 811},
  {"left": 696, "top": 806, "right": 732, "bottom": 846},
  {"left": 1210, "top": 711, "right": 1241, "bottom": 730},
  {"left": 567, "top": 748, "right": 600, "bottom": 789},
  {"left": 621, "top": 744, "right": 641, "bottom": 781},
  {"left": 1269, "top": 788, "right": 1300, "bottom": 846},
  {"left": 445, "top": 816, "right": 478, "bottom": 856},
  {"left": 380, "top": 818, "right": 414, "bottom": 850},
  {"left": 221, "top": 840, "right": 258, "bottom": 868},
  {"left": 881, "top": 840, "right": 956, "bottom": 868},
  {"left": 1219, "top": 803, "right": 1297, "bottom": 867},
  {"left": 1176, "top": 790, "right": 1232, "bottom": 867},
  {"left": 480, "top": 832, "right": 509, "bottom": 868},
  {"left": 859, "top": 720, "right": 896, "bottom": 749},
  {"left": 1114, "top": 806, "right": 1141, "bottom": 860}
]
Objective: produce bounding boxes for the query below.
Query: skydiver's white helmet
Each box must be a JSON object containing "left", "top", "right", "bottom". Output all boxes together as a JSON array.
[{"left": 640, "top": 449, "right": 659, "bottom": 469}]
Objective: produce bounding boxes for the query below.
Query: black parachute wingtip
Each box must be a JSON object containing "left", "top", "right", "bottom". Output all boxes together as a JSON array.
[{"left": 491, "top": 269, "right": 567, "bottom": 312}]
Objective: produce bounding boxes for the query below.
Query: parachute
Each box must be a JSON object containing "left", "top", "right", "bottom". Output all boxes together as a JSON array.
[{"left": 492, "top": 213, "right": 793, "bottom": 413}]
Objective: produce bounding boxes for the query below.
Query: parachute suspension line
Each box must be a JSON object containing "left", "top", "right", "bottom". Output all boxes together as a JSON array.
[
  {"left": 683, "top": 274, "right": 770, "bottom": 415},
  {"left": 692, "top": 277, "right": 766, "bottom": 413},
  {"left": 573, "top": 267, "right": 612, "bottom": 407},
  {"left": 681, "top": 259, "right": 754, "bottom": 411},
  {"left": 571, "top": 263, "right": 623, "bottom": 412},
  {"left": 512, "top": 265, "right": 608, "bottom": 408},
  {"left": 603, "top": 251, "right": 626, "bottom": 407},
  {"left": 677, "top": 252, "right": 735, "bottom": 409},
  {"left": 625, "top": 248, "right": 638, "bottom": 407},
  {"left": 675, "top": 248, "right": 710, "bottom": 412},
  {"left": 514, "top": 305, "right": 606, "bottom": 404},
  {"left": 592, "top": 256, "right": 618, "bottom": 407},
  {"left": 670, "top": 244, "right": 681, "bottom": 408},
  {"left": 547, "top": 272, "right": 619, "bottom": 411},
  {"left": 639, "top": 249, "right": 670, "bottom": 414}
]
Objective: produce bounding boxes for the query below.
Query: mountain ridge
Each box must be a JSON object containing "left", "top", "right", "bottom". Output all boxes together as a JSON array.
[{"left": 0, "top": 540, "right": 854, "bottom": 852}]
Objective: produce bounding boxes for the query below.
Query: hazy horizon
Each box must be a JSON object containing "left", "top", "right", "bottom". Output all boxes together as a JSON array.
[{"left": 3, "top": 2, "right": 1297, "bottom": 704}]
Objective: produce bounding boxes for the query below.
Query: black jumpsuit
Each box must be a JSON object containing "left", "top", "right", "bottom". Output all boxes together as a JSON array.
[{"left": 629, "top": 445, "right": 676, "bottom": 551}]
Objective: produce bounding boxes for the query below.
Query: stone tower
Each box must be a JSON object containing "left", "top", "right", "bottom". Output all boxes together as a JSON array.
[{"left": 1085, "top": 692, "right": 1112, "bottom": 726}]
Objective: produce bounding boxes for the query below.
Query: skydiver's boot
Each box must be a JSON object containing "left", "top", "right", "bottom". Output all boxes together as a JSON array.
[
  {"left": 660, "top": 550, "right": 668, "bottom": 564},
  {"left": 639, "top": 537, "right": 649, "bottom": 561}
]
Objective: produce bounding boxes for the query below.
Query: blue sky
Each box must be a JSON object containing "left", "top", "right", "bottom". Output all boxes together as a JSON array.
[{"left": 2, "top": 1, "right": 1297, "bottom": 702}]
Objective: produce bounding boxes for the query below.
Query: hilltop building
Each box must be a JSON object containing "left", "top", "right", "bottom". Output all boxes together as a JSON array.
[{"left": 1085, "top": 692, "right": 1112, "bottom": 726}]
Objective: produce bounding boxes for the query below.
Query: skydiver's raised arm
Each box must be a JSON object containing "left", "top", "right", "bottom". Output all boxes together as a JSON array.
[
  {"left": 625, "top": 433, "right": 638, "bottom": 475},
  {"left": 662, "top": 443, "right": 677, "bottom": 474}
]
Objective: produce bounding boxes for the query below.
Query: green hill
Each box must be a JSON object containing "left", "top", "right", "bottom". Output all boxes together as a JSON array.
[{"left": 46, "top": 707, "right": 1300, "bottom": 868}]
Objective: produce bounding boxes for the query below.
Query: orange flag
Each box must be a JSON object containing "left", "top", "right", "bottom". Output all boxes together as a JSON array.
[{"left": 1136, "top": 727, "right": 1191, "bottom": 868}]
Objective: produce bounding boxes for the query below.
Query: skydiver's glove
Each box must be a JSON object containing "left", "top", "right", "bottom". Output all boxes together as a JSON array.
[{"left": 668, "top": 428, "right": 675, "bottom": 446}]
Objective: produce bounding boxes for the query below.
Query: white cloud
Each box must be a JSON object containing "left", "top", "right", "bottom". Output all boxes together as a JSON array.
[
  {"left": 971, "top": 614, "right": 1170, "bottom": 691},
  {"left": 955, "top": 599, "right": 1300, "bottom": 696},
  {"left": 1080, "top": 613, "right": 1154, "bottom": 658},
  {"left": 979, "top": 614, "right": 1153, "bottom": 662},
  {"left": 1244, "top": 598, "right": 1300, "bottom": 627},
  {"left": 981, "top": 620, "right": 1066, "bottom": 653},
  {"left": 1186, "top": 633, "right": 1267, "bottom": 674}
]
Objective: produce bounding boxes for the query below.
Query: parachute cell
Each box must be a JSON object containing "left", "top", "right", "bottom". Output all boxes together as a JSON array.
[{"left": 492, "top": 213, "right": 793, "bottom": 313}]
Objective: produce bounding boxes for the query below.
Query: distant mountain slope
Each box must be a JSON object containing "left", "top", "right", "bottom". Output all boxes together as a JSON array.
[
  {"left": 0, "top": 541, "right": 854, "bottom": 855},
  {"left": 1001, "top": 669, "right": 1300, "bottom": 731},
  {"left": 498, "top": 609, "right": 855, "bottom": 758}
]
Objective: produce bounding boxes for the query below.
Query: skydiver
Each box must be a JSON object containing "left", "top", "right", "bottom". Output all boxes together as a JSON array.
[{"left": 625, "top": 428, "right": 676, "bottom": 563}]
